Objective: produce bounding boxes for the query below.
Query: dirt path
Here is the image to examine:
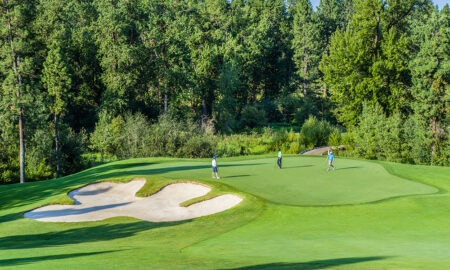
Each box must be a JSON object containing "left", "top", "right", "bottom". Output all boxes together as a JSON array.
[{"left": 302, "top": 145, "right": 345, "bottom": 156}]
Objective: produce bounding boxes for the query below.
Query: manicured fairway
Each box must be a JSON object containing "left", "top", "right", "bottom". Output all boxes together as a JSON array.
[{"left": 0, "top": 156, "right": 448, "bottom": 269}]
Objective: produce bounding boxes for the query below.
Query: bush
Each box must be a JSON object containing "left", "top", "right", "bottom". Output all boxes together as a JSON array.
[
  {"left": 350, "top": 103, "right": 450, "bottom": 165},
  {"left": 300, "top": 116, "right": 336, "bottom": 148},
  {"left": 0, "top": 134, "right": 19, "bottom": 184},
  {"left": 178, "top": 135, "right": 216, "bottom": 158},
  {"left": 328, "top": 130, "right": 341, "bottom": 147},
  {"left": 352, "top": 104, "right": 385, "bottom": 160},
  {"left": 240, "top": 105, "right": 268, "bottom": 129},
  {"left": 216, "top": 136, "right": 244, "bottom": 157},
  {"left": 294, "top": 98, "right": 318, "bottom": 126},
  {"left": 116, "top": 112, "right": 152, "bottom": 158},
  {"left": 275, "top": 94, "right": 300, "bottom": 123},
  {"left": 269, "top": 130, "right": 289, "bottom": 152},
  {"left": 380, "top": 113, "right": 404, "bottom": 162},
  {"left": 90, "top": 111, "right": 124, "bottom": 160},
  {"left": 93, "top": 113, "right": 218, "bottom": 159},
  {"left": 59, "top": 125, "right": 90, "bottom": 175},
  {"left": 26, "top": 129, "right": 53, "bottom": 181}
]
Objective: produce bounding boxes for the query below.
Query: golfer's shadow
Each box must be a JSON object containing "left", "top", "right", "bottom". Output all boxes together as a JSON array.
[
  {"left": 336, "top": 166, "right": 361, "bottom": 170},
  {"left": 222, "top": 175, "right": 251, "bottom": 179},
  {"left": 284, "top": 165, "right": 313, "bottom": 169}
]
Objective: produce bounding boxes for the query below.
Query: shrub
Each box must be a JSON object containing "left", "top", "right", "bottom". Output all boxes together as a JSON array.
[
  {"left": 300, "top": 116, "right": 336, "bottom": 147},
  {"left": 240, "top": 105, "right": 268, "bottom": 129},
  {"left": 90, "top": 111, "right": 124, "bottom": 160},
  {"left": 269, "top": 130, "right": 289, "bottom": 151},
  {"left": 0, "top": 135, "right": 19, "bottom": 184},
  {"left": 350, "top": 103, "right": 450, "bottom": 165},
  {"left": 26, "top": 129, "right": 53, "bottom": 181},
  {"left": 178, "top": 135, "right": 216, "bottom": 158},
  {"left": 216, "top": 136, "right": 243, "bottom": 157},
  {"left": 380, "top": 113, "right": 404, "bottom": 162},
  {"left": 353, "top": 103, "right": 385, "bottom": 160},
  {"left": 117, "top": 112, "right": 152, "bottom": 158},
  {"left": 59, "top": 125, "right": 91, "bottom": 175},
  {"left": 275, "top": 94, "right": 300, "bottom": 123},
  {"left": 403, "top": 116, "right": 433, "bottom": 164},
  {"left": 102, "top": 113, "right": 218, "bottom": 159},
  {"left": 293, "top": 97, "right": 318, "bottom": 126},
  {"left": 328, "top": 130, "right": 341, "bottom": 147}
]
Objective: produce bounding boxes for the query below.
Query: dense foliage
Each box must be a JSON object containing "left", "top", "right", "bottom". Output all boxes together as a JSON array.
[{"left": 0, "top": 0, "right": 448, "bottom": 184}]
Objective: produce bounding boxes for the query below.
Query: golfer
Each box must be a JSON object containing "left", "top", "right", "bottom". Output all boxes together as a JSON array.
[
  {"left": 212, "top": 156, "right": 220, "bottom": 179},
  {"left": 327, "top": 151, "right": 336, "bottom": 171},
  {"left": 277, "top": 148, "right": 282, "bottom": 169}
]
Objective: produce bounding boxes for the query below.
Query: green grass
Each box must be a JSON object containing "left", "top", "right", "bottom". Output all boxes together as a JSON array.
[{"left": 0, "top": 156, "right": 448, "bottom": 269}]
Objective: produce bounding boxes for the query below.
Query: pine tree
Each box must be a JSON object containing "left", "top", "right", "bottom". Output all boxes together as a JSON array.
[
  {"left": 95, "top": 0, "right": 145, "bottom": 114},
  {"left": 291, "top": 0, "right": 322, "bottom": 96},
  {"left": 320, "top": 0, "right": 422, "bottom": 126},
  {"left": 410, "top": 5, "right": 449, "bottom": 162},
  {"left": 187, "top": 0, "right": 227, "bottom": 122},
  {"left": 143, "top": 0, "right": 192, "bottom": 114},
  {"left": 0, "top": 0, "right": 38, "bottom": 183},
  {"left": 42, "top": 41, "right": 72, "bottom": 178}
]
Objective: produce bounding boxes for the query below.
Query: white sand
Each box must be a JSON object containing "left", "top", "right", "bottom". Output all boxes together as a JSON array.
[{"left": 24, "top": 179, "right": 243, "bottom": 222}]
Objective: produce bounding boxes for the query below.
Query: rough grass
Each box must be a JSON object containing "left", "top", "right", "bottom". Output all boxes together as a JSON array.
[{"left": 0, "top": 156, "right": 448, "bottom": 269}]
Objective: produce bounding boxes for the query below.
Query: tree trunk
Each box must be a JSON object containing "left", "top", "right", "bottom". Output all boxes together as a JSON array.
[
  {"left": 19, "top": 108, "right": 26, "bottom": 183},
  {"left": 250, "top": 83, "right": 256, "bottom": 102},
  {"left": 7, "top": 5, "right": 26, "bottom": 183},
  {"left": 164, "top": 91, "right": 168, "bottom": 113},
  {"left": 201, "top": 92, "right": 207, "bottom": 123},
  {"left": 158, "top": 90, "right": 163, "bottom": 114},
  {"left": 431, "top": 118, "right": 438, "bottom": 157},
  {"left": 303, "top": 50, "right": 308, "bottom": 97},
  {"left": 54, "top": 113, "right": 61, "bottom": 178},
  {"left": 373, "top": 14, "right": 382, "bottom": 52}
]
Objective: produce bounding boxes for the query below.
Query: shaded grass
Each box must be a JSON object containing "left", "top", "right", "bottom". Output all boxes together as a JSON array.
[
  {"left": 220, "top": 256, "right": 390, "bottom": 270},
  {"left": 0, "top": 251, "right": 121, "bottom": 267}
]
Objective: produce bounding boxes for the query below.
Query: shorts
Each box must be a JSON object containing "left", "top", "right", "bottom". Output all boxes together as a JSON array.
[
  {"left": 329, "top": 160, "right": 333, "bottom": 165},
  {"left": 212, "top": 166, "right": 218, "bottom": 173}
]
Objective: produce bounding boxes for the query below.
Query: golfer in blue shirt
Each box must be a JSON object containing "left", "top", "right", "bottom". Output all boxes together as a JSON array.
[{"left": 327, "top": 151, "right": 336, "bottom": 171}]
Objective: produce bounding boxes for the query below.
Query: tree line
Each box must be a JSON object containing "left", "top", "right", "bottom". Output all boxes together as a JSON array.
[{"left": 1, "top": 0, "right": 448, "bottom": 184}]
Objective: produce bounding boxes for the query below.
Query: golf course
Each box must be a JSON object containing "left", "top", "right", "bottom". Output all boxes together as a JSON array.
[{"left": 0, "top": 155, "right": 448, "bottom": 269}]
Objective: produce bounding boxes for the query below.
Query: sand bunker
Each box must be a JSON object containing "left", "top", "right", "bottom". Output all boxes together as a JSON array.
[{"left": 24, "top": 179, "right": 243, "bottom": 222}]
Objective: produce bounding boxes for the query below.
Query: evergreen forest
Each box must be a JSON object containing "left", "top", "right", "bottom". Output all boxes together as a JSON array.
[{"left": 1, "top": 0, "right": 449, "bottom": 184}]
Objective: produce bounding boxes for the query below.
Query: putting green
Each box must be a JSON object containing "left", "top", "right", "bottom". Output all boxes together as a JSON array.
[{"left": 114, "top": 156, "right": 437, "bottom": 206}]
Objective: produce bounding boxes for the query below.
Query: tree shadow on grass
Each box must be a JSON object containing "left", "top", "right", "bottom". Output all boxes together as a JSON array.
[
  {"left": 220, "top": 256, "right": 389, "bottom": 269},
  {"left": 0, "top": 212, "right": 23, "bottom": 223},
  {"left": 0, "top": 220, "right": 187, "bottom": 250},
  {"left": 0, "top": 250, "right": 121, "bottom": 267}
]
